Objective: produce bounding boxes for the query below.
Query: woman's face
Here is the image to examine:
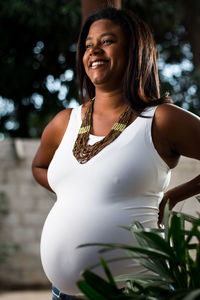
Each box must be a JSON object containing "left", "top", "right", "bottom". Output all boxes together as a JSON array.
[{"left": 82, "top": 19, "right": 128, "bottom": 90}]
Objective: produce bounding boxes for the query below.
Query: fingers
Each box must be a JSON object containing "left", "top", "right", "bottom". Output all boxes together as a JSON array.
[
  {"left": 157, "top": 199, "right": 166, "bottom": 228},
  {"left": 157, "top": 212, "right": 163, "bottom": 228},
  {"left": 157, "top": 221, "right": 164, "bottom": 229},
  {"left": 158, "top": 203, "right": 165, "bottom": 228},
  {"left": 158, "top": 202, "right": 164, "bottom": 221},
  {"left": 157, "top": 196, "right": 172, "bottom": 228}
]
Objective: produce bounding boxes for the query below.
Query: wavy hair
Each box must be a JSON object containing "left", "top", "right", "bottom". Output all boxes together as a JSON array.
[{"left": 76, "top": 7, "right": 172, "bottom": 114}]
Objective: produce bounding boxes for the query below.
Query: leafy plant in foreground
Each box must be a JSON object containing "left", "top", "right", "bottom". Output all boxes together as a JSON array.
[{"left": 77, "top": 202, "right": 200, "bottom": 300}]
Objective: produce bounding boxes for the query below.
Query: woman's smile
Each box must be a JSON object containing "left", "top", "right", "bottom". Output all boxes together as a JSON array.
[{"left": 89, "top": 60, "right": 109, "bottom": 69}]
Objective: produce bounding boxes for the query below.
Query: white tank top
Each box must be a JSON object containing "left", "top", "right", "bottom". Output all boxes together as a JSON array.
[{"left": 40, "top": 105, "right": 171, "bottom": 294}]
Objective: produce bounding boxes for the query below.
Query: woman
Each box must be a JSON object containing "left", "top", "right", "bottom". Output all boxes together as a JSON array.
[{"left": 32, "top": 7, "right": 200, "bottom": 300}]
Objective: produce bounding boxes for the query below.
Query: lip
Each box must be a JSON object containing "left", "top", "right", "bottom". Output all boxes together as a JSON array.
[{"left": 88, "top": 59, "right": 109, "bottom": 69}]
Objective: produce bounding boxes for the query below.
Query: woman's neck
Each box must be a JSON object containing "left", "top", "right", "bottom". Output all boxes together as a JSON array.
[{"left": 93, "top": 89, "right": 127, "bottom": 114}]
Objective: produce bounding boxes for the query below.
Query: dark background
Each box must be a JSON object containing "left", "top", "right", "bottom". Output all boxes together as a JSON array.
[{"left": 0, "top": 0, "right": 199, "bottom": 138}]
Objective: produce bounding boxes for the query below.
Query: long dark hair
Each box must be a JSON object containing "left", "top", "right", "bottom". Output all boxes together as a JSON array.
[{"left": 76, "top": 7, "right": 172, "bottom": 114}]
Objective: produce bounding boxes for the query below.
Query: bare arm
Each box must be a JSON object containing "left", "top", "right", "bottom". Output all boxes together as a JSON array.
[
  {"left": 155, "top": 104, "right": 200, "bottom": 225},
  {"left": 32, "top": 108, "right": 72, "bottom": 192}
]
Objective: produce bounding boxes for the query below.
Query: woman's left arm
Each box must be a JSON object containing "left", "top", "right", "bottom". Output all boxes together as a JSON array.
[{"left": 157, "top": 104, "right": 200, "bottom": 225}]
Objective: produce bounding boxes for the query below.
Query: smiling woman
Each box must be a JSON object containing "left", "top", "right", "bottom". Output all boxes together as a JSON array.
[
  {"left": 82, "top": 19, "right": 128, "bottom": 88},
  {"left": 32, "top": 7, "right": 200, "bottom": 300}
]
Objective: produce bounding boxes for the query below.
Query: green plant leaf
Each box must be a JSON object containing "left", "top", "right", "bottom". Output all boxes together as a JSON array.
[
  {"left": 125, "top": 251, "right": 173, "bottom": 280},
  {"left": 164, "top": 200, "right": 170, "bottom": 242},
  {"left": 141, "top": 283, "right": 174, "bottom": 297},
  {"left": 81, "top": 270, "right": 120, "bottom": 297},
  {"left": 131, "top": 228, "right": 175, "bottom": 279},
  {"left": 82, "top": 242, "right": 172, "bottom": 280},
  {"left": 195, "top": 195, "right": 200, "bottom": 204},
  {"left": 127, "top": 228, "right": 176, "bottom": 280},
  {"left": 130, "top": 222, "right": 149, "bottom": 249},
  {"left": 115, "top": 273, "right": 172, "bottom": 283},
  {"left": 182, "top": 289, "right": 200, "bottom": 300},
  {"left": 77, "top": 280, "right": 108, "bottom": 300},
  {"left": 169, "top": 292, "right": 187, "bottom": 300},
  {"left": 136, "top": 231, "right": 174, "bottom": 256},
  {"left": 170, "top": 214, "right": 186, "bottom": 262},
  {"left": 100, "top": 257, "right": 117, "bottom": 288},
  {"left": 78, "top": 243, "right": 170, "bottom": 259},
  {"left": 171, "top": 211, "right": 198, "bottom": 224},
  {"left": 85, "top": 256, "right": 135, "bottom": 271},
  {"left": 78, "top": 207, "right": 200, "bottom": 299},
  {"left": 185, "top": 218, "right": 200, "bottom": 245},
  {"left": 188, "top": 243, "right": 200, "bottom": 288}
]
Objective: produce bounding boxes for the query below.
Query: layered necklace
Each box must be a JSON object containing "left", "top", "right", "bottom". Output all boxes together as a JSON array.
[{"left": 73, "top": 98, "right": 132, "bottom": 164}]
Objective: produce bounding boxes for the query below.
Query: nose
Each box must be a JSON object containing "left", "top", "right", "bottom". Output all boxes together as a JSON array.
[{"left": 89, "top": 44, "right": 103, "bottom": 56}]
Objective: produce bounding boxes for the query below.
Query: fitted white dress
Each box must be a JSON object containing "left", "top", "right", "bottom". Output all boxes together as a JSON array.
[{"left": 40, "top": 105, "right": 171, "bottom": 294}]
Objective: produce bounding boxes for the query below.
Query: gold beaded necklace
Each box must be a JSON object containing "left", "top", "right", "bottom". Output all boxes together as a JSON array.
[{"left": 73, "top": 98, "right": 132, "bottom": 164}]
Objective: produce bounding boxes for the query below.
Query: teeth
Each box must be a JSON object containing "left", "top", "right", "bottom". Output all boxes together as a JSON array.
[{"left": 91, "top": 61, "right": 106, "bottom": 67}]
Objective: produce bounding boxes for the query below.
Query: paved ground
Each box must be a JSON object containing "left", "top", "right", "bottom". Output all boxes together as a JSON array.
[{"left": 0, "top": 290, "right": 51, "bottom": 300}]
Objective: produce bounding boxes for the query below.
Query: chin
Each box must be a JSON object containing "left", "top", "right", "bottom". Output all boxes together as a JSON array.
[
  {"left": 91, "top": 76, "right": 110, "bottom": 86},
  {"left": 93, "top": 80, "right": 106, "bottom": 86}
]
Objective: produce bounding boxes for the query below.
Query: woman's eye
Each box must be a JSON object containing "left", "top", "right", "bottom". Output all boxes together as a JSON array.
[
  {"left": 102, "top": 39, "right": 114, "bottom": 45},
  {"left": 85, "top": 40, "right": 114, "bottom": 50},
  {"left": 86, "top": 44, "right": 93, "bottom": 49}
]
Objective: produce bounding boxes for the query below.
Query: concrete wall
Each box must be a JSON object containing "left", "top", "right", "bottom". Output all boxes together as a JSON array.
[
  {"left": 0, "top": 139, "right": 199, "bottom": 290},
  {"left": 0, "top": 139, "right": 55, "bottom": 290}
]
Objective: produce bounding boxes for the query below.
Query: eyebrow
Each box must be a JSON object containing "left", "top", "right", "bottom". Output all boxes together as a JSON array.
[{"left": 86, "top": 32, "right": 117, "bottom": 41}]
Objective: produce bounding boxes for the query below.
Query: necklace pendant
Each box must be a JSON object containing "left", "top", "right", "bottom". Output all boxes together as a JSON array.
[{"left": 73, "top": 99, "right": 132, "bottom": 164}]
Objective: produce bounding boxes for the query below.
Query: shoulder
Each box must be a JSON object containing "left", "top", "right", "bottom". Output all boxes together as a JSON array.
[
  {"left": 153, "top": 103, "right": 199, "bottom": 133},
  {"left": 155, "top": 103, "right": 199, "bottom": 123},
  {"left": 41, "top": 108, "right": 73, "bottom": 149},
  {"left": 46, "top": 108, "right": 73, "bottom": 131},
  {"left": 154, "top": 103, "right": 200, "bottom": 159}
]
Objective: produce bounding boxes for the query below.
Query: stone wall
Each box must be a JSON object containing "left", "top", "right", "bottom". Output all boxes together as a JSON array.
[{"left": 0, "top": 139, "right": 199, "bottom": 290}]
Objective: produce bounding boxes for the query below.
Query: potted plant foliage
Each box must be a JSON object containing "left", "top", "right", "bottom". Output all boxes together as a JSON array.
[{"left": 77, "top": 201, "right": 200, "bottom": 300}]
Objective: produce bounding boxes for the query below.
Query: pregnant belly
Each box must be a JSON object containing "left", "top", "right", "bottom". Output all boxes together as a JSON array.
[{"left": 40, "top": 199, "right": 158, "bottom": 294}]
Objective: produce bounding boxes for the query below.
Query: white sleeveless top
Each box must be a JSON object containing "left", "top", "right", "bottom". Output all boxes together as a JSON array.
[{"left": 40, "top": 105, "right": 171, "bottom": 294}]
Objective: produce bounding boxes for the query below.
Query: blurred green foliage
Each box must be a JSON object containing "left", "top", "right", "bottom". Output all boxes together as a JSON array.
[
  {"left": 0, "top": 0, "right": 81, "bottom": 137},
  {"left": 0, "top": 0, "right": 199, "bottom": 138},
  {"left": 123, "top": 0, "right": 200, "bottom": 115}
]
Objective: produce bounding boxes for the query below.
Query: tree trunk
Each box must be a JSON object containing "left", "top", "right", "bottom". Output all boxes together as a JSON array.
[
  {"left": 184, "top": 0, "right": 200, "bottom": 69},
  {"left": 81, "top": 0, "right": 121, "bottom": 24}
]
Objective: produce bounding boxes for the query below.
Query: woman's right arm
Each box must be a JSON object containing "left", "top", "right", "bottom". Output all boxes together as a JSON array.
[{"left": 32, "top": 109, "right": 72, "bottom": 192}]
